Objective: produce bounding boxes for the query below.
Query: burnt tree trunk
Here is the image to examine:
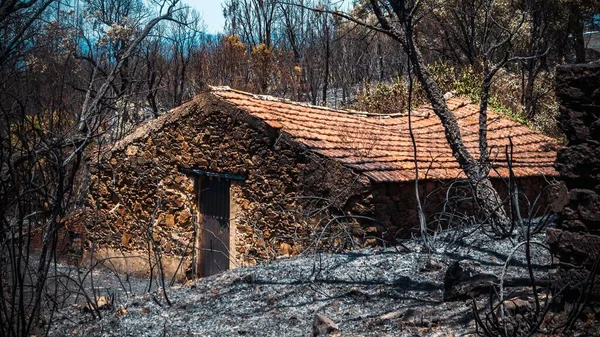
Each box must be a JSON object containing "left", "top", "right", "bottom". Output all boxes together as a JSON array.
[
  {"left": 409, "top": 42, "right": 509, "bottom": 228},
  {"left": 321, "top": 14, "right": 330, "bottom": 105},
  {"left": 369, "top": 0, "right": 510, "bottom": 228},
  {"left": 569, "top": 6, "right": 586, "bottom": 64}
]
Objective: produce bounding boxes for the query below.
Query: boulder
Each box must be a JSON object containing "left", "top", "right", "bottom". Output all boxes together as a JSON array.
[
  {"left": 555, "top": 64, "right": 600, "bottom": 145},
  {"left": 443, "top": 260, "right": 499, "bottom": 301},
  {"left": 555, "top": 143, "right": 600, "bottom": 191}
]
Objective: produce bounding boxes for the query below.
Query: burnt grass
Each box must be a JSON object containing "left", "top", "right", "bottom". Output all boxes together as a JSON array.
[{"left": 47, "top": 226, "right": 555, "bottom": 337}]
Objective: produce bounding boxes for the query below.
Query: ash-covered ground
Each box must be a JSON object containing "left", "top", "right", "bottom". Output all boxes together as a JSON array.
[{"left": 48, "top": 227, "right": 554, "bottom": 337}]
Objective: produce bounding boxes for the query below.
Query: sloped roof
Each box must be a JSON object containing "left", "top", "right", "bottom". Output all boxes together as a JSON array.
[{"left": 211, "top": 87, "right": 559, "bottom": 183}]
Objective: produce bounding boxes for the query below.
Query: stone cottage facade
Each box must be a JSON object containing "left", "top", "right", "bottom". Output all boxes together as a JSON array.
[{"left": 79, "top": 87, "right": 558, "bottom": 279}]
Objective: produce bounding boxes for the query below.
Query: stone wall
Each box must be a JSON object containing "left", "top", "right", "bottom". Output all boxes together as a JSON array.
[
  {"left": 548, "top": 64, "right": 600, "bottom": 301},
  {"left": 371, "top": 175, "right": 553, "bottom": 238},
  {"left": 81, "top": 94, "right": 374, "bottom": 278}
]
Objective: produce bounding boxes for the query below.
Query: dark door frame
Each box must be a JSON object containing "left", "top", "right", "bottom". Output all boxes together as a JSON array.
[{"left": 179, "top": 167, "right": 246, "bottom": 278}]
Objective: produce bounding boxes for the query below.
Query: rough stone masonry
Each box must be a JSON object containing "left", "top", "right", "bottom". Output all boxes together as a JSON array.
[{"left": 549, "top": 63, "right": 600, "bottom": 302}]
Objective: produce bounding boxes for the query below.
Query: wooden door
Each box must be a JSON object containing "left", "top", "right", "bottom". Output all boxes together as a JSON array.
[{"left": 199, "top": 178, "right": 230, "bottom": 277}]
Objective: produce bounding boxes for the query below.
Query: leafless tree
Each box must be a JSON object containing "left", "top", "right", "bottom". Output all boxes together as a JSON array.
[
  {"left": 224, "top": 0, "right": 280, "bottom": 48},
  {"left": 0, "top": 1, "right": 184, "bottom": 335}
]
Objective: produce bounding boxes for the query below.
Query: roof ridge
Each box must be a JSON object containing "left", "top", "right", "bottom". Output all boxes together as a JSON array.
[
  {"left": 209, "top": 85, "right": 371, "bottom": 116},
  {"left": 210, "top": 86, "right": 475, "bottom": 119},
  {"left": 209, "top": 85, "right": 434, "bottom": 119}
]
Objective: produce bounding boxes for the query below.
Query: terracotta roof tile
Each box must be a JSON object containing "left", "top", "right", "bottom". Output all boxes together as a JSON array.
[{"left": 211, "top": 87, "right": 559, "bottom": 182}]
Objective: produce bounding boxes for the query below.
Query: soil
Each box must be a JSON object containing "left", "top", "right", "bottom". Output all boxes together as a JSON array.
[{"left": 46, "top": 225, "right": 557, "bottom": 337}]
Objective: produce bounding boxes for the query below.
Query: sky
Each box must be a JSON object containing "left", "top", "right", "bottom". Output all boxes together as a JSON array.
[
  {"left": 184, "top": 0, "right": 352, "bottom": 35},
  {"left": 184, "top": 0, "right": 226, "bottom": 35}
]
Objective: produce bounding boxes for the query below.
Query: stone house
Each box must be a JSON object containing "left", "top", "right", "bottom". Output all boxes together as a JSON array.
[{"left": 79, "top": 87, "right": 558, "bottom": 278}]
